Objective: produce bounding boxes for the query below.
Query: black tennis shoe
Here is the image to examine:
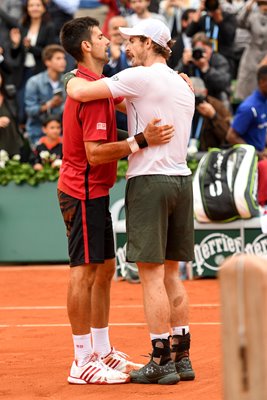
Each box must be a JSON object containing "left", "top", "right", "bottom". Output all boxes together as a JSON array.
[
  {"left": 175, "top": 356, "right": 195, "bottom": 381},
  {"left": 130, "top": 359, "right": 180, "bottom": 385}
]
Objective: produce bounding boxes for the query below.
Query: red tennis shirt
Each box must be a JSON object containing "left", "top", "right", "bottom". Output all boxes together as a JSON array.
[{"left": 58, "top": 65, "right": 123, "bottom": 200}]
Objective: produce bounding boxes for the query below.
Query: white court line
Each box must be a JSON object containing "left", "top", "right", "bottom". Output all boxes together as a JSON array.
[
  {"left": 0, "top": 304, "right": 220, "bottom": 310},
  {"left": 0, "top": 322, "right": 221, "bottom": 328},
  {"left": 0, "top": 266, "right": 68, "bottom": 271}
]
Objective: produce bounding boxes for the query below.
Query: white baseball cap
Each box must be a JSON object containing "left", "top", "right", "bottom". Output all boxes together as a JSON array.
[{"left": 119, "top": 19, "right": 171, "bottom": 50}]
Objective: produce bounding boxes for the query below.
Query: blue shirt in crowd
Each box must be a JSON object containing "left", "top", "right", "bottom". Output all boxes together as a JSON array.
[
  {"left": 231, "top": 89, "right": 267, "bottom": 152},
  {"left": 25, "top": 71, "right": 65, "bottom": 144}
]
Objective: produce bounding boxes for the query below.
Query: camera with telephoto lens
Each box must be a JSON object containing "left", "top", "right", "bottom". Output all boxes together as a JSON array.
[
  {"left": 205, "top": 0, "right": 219, "bottom": 11},
  {"left": 192, "top": 47, "right": 205, "bottom": 61},
  {"left": 195, "top": 94, "right": 207, "bottom": 106}
]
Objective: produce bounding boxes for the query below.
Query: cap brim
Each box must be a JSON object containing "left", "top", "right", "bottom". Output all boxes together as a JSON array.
[{"left": 119, "top": 27, "right": 144, "bottom": 39}]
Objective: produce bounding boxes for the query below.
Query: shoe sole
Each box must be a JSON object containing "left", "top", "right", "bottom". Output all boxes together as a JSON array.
[
  {"left": 131, "top": 372, "right": 180, "bottom": 385},
  {"left": 68, "top": 376, "right": 130, "bottom": 384},
  {"left": 178, "top": 371, "right": 195, "bottom": 381}
]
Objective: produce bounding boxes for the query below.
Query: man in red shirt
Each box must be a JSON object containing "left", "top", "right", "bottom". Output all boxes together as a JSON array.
[{"left": 58, "top": 16, "right": 174, "bottom": 384}]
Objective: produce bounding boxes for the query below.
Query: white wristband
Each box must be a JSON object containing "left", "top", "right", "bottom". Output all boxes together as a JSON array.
[{"left": 127, "top": 136, "right": 139, "bottom": 153}]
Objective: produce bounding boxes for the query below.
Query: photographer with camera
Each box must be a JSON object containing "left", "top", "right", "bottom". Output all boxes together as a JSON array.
[
  {"left": 24, "top": 44, "right": 66, "bottom": 144},
  {"left": 188, "top": 76, "right": 231, "bottom": 154},
  {"left": 176, "top": 32, "right": 232, "bottom": 108},
  {"left": 185, "top": 0, "right": 237, "bottom": 78}
]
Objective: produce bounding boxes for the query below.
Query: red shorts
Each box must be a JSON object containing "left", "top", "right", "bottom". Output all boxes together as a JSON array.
[{"left": 57, "top": 190, "right": 115, "bottom": 266}]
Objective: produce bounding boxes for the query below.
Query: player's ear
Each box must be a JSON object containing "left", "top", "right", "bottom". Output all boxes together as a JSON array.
[
  {"left": 146, "top": 37, "right": 153, "bottom": 49},
  {"left": 81, "top": 40, "right": 92, "bottom": 53}
]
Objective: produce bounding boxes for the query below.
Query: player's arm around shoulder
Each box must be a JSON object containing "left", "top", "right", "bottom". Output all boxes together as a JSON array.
[
  {"left": 84, "top": 119, "right": 174, "bottom": 166},
  {"left": 66, "top": 75, "right": 112, "bottom": 102}
]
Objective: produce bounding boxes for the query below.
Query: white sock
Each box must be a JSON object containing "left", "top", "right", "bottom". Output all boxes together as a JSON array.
[
  {"left": 72, "top": 333, "right": 92, "bottom": 367},
  {"left": 150, "top": 332, "right": 170, "bottom": 341},
  {"left": 91, "top": 327, "right": 111, "bottom": 357},
  {"left": 172, "top": 326, "right": 189, "bottom": 336}
]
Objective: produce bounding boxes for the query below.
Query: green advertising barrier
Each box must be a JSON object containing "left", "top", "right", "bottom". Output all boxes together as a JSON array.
[
  {"left": 0, "top": 180, "right": 126, "bottom": 264},
  {"left": 110, "top": 197, "right": 267, "bottom": 278},
  {"left": 0, "top": 179, "right": 266, "bottom": 274}
]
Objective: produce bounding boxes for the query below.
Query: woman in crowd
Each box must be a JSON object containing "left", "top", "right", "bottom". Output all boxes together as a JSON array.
[{"left": 9, "top": 0, "right": 56, "bottom": 125}]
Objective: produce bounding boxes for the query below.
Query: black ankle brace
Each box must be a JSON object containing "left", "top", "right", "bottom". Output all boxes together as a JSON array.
[
  {"left": 151, "top": 338, "right": 171, "bottom": 366},
  {"left": 171, "top": 333, "right": 191, "bottom": 361}
]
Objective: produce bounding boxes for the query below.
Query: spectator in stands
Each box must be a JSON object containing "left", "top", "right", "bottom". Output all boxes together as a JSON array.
[
  {"left": 24, "top": 44, "right": 66, "bottom": 144},
  {"left": 235, "top": 0, "right": 267, "bottom": 100},
  {"left": 45, "top": 0, "right": 80, "bottom": 38},
  {"left": 0, "top": 1, "right": 22, "bottom": 85},
  {"left": 226, "top": 66, "right": 267, "bottom": 159},
  {"left": 177, "top": 32, "right": 232, "bottom": 108},
  {"left": 186, "top": 0, "right": 237, "bottom": 78},
  {"left": 188, "top": 76, "right": 231, "bottom": 153},
  {"left": 0, "top": 0, "right": 22, "bottom": 18},
  {"left": 0, "top": 47, "right": 14, "bottom": 83},
  {"left": 126, "top": 0, "right": 167, "bottom": 26},
  {"left": 220, "top": 0, "right": 250, "bottom": 80},
  {"left": 0, "top": 71, "right": 24, "bottom": 157},
  {"left": 100, "top": 0, "right": 132, "bottom": 37},
  {"left": 9, "top": 0, "right": 56, "bottom": 125},
  {"left": 33, "top": 114, "right": 62, "bottom": 170},
  {"left": 103, "top": 16, "right": 131, "bottom": 76},
  {"left": 159, "top": 0, "right": 197, "bottom": 38},
  {"left": 159, "top": 0, "right": 185, "bottom": 38},
  {"left": 167, "top": 8, "right": 197, "bottom": 69}
]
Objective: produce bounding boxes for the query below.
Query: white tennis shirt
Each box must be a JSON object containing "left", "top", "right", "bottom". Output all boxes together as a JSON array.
[{"left": 103, "top": 63, "right": 195, "bottom": 178}]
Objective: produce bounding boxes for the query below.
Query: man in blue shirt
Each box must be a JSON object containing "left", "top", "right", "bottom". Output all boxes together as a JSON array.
[
  {"left": 25, "top": 44, "right": 66, "bottom": 144},
  {"left": 227, "top": 66, "right": 267, "bottom": 159}
]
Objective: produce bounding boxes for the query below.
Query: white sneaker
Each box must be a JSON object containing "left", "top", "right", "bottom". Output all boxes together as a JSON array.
[
  {"left": 102, "top": 347, "right": 144, "bottom": 373},
  {"left": 68, "top": 353, "right": 130, "bottom": 384}
]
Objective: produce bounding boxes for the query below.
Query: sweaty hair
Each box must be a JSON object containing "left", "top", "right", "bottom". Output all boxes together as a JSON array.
[
  {"left": 60, "top": 17, "right": 99, "bottom": 62},
  {"left": 257, "top": 65, "right": 267, "bottom": 82},
  {"left": 42, "top": 44, "right": 65, "bottom": 62},
  {"left": 138, "top": 36, "right": 174, "bottom": 60}
]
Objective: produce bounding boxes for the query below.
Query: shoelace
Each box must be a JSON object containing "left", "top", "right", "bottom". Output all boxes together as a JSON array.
[
  {"left": 111, "top": 348, "right": 129, "bottom": 360},
  {"left": 87, "top": 352, "right": 112, "bottom": 371}
]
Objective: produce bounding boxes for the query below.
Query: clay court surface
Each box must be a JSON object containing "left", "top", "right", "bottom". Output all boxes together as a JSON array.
[{"left": 0, "top": 266, "right": 222, "bottom": 400}]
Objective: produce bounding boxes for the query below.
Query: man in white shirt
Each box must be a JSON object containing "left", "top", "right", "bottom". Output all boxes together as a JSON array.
[{"left": 65, "top": 19, "right": 195, "bottom": 385}]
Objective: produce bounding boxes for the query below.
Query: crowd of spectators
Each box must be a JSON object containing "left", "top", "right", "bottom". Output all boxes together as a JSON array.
[{"left": 0, "top": 0, "right": 266, "bottom": 203}]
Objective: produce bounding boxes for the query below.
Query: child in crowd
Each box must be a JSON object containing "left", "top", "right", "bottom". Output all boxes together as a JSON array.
[{"left": 33, "top": 115, "right": 62, "bottom": 170}]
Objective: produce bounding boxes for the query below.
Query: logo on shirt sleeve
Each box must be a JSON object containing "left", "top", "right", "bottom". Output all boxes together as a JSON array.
[
  {"left": 97, "top": 122, "right": 107, "bottom": 130},
  {"left": 111, "top": 74, "right": 119, "bottom": 81}
]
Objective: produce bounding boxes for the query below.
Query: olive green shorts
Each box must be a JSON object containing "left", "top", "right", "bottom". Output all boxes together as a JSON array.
[{"left": 125, "top": 175, "right": 194, "bottom": 264}]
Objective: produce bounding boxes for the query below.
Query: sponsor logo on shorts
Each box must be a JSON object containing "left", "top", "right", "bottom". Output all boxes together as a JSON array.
[{"left": 97, "top": 122, "right": 106, "bottom": 130}]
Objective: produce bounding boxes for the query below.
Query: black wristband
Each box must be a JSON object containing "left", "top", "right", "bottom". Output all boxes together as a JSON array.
[
  {"left": 134, "top": 132, "right": 148, "bottom": 149},
  {"left": 63, "top": 72, "right": 76, "bottom": 91}
]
